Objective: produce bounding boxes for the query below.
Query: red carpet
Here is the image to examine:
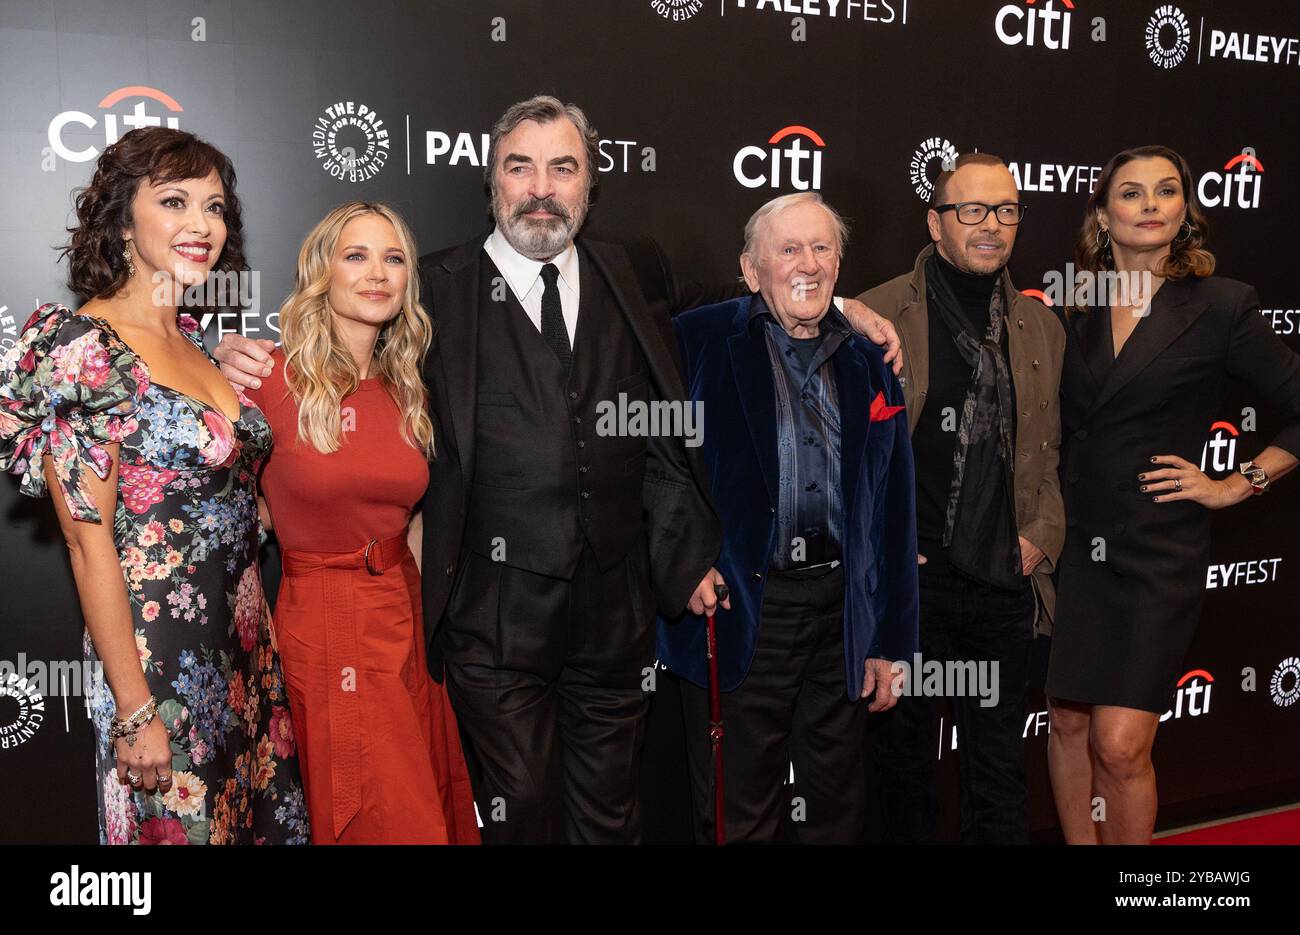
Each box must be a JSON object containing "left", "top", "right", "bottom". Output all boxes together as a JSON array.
[{"left": 1155, "top": 806, "right": 1300, "bottom": 844}]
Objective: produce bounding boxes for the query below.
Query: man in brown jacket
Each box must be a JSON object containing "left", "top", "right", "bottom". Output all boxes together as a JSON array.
[{"left": 858, "top": 153, "right": 1064, "bottom": 843}]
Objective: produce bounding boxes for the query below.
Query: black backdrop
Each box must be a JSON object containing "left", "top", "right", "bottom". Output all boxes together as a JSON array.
[{"left": 1, "top": 0, "right": 1298, "bottom": 843}]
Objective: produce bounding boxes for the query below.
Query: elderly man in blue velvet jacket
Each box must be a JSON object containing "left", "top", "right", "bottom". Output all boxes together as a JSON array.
[{"left": 659, "top": 192, "right": 919, "bottom": 843}]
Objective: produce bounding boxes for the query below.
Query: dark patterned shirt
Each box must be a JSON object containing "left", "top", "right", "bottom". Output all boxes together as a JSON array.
[{"left": 750, "top": 294, "right": 849, "bottom": 570}]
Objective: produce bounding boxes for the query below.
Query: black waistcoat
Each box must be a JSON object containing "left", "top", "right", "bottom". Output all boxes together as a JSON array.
[{"left": 462, "top": 247, "right": 650, "bottom": 579}]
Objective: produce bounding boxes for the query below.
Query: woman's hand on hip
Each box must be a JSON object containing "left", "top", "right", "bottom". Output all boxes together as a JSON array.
[{"left": 1140, "top": 454, "right": 1251, "bottom": 510}]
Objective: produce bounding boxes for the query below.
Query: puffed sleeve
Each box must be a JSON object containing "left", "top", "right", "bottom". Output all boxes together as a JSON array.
[{"left": 0, "top": 304, "right": 146, "bottom": 522}]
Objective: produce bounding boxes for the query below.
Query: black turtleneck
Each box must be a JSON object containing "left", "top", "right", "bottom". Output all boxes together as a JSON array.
[
  {"left": 934, "top": 248, "right": 998, "bottom": 328},
  {"left": 913, "top": 248, "right": 1016, "bottom": 570}
]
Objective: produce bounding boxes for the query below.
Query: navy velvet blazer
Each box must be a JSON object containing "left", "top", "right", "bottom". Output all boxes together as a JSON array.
[{"left": 656, "top": 295, "right": 920, "bottom": 699}]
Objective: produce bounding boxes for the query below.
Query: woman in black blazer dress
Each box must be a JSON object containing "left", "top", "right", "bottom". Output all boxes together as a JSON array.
[{"left": 1046, "top": 146, "right": 1300, "bottom": 844}]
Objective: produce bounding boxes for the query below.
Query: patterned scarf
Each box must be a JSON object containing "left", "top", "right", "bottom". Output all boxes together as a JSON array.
[{"left": 925, "top": 252, "right": 1022, "bottom": 590}]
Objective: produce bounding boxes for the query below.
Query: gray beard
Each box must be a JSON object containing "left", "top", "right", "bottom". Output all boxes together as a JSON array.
[{"left": 492, "top": 199, "right": 587, "bottom": 261}]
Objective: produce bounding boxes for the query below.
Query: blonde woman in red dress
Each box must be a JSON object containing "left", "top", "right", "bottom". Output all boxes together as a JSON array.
[{"left": 247, "top": 201, "right": 478, "bottom": 844}]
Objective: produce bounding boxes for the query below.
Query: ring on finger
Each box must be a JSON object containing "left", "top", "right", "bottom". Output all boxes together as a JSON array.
[
  {"left": 1174, "top": 478, "right": 1183, "bottom": 491},
  {"left": 126, "top": 770, "right": 142, "bottom": 784}
]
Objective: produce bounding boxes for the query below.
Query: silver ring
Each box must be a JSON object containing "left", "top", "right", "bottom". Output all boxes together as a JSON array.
[
  {"left": 157, "top": 773, "right": 173, "bottom": 784},
  {"left": 126, "top": 770, "right": 142, "bottom": 784},
  {"left": 1174, "top": 478, "right": 1183, "bottom": 491}
]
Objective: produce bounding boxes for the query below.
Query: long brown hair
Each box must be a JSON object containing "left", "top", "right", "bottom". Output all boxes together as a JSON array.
[{"left": 1073, "top": 145, "right": 1214, "bottom": 297}]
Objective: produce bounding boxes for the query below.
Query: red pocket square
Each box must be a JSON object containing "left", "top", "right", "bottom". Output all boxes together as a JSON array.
[{"left": 869, "top": 391, "right": 905, "bottom": 422}]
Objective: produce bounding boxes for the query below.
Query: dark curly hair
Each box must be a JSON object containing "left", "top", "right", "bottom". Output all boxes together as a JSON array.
[{"left": 61, "top": 126, "right": 246, "bottom": 303}]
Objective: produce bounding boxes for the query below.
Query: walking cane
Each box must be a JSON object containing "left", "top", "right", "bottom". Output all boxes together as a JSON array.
[{"left": 706, "top": 583, "right": 729, "bottom": 845}]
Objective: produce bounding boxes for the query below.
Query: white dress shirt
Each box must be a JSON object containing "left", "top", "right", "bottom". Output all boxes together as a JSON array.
[{"left": 483, "top": 227, "right": 581, "bottom": 347}]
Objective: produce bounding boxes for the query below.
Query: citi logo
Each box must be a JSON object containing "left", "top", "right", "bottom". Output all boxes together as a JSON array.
[
  {"left": 1199, "top": 420, "right": 1238, "bottom": 475},
  {"left": 1198, "top": 150, "right": 1263, "bottom": 209},
  {"left": 47, "top": 86, "right": 182, "bottom": 164},
  {"left": 733, "top": 125, "right": 825, "bottom": 191},
  {"left": 995, "top": 0, "right": 1074, "bottom": 50},
  {"left": 1160, "top": 669, "right": 1213, "bottom": 722}
]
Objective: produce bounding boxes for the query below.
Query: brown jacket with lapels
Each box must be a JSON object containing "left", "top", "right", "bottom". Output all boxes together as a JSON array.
[{"left": 858, "top": 243, "right": 1066, "bottom": 634}]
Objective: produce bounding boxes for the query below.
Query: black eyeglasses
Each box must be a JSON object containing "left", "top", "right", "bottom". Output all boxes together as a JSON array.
[{"left": 934, "top": 202, "right": 1027, "bottom": 225}]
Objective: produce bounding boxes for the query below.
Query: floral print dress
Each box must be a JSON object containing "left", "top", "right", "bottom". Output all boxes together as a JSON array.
[{"left": 0, "top": 303, "right": 309, "bottom": 844}]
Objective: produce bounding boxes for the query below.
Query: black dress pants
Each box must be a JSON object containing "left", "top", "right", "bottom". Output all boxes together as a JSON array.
[
  {"left": 440, "top": 538, "right": 655, "bottom": 844},
  {"left": 872, "top": 565, "right": 1035, "bottom": 844},
  {"left": 680, "top": 565, "right": 869, "bottom": 844}
]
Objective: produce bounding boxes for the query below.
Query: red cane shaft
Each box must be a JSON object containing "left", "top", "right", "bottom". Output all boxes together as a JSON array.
[{"left": 706, "top": 610, "right": 724, "bottom": 845}]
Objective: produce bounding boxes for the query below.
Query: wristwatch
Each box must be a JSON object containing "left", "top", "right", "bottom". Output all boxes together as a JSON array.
[{"left": 1238, "top": 460, "right": 1270, "bottom": 495}]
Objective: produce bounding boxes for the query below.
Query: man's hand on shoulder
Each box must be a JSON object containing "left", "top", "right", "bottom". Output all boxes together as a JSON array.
[
  {"left": 840, "top": 298, "right": 902, "bottom": 375},
  {"left": 214, "top": 334, "right": 277, "bottom": 390}
]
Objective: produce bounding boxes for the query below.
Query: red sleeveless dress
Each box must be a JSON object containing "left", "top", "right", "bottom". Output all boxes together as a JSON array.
[{"left": 248, "top": 350, "right": 478, "bottom": 844}]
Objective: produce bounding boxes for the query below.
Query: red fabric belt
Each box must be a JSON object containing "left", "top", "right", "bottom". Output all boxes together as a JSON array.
[{"left": 281, "top": 531, "right": 409, "bottom": 577}]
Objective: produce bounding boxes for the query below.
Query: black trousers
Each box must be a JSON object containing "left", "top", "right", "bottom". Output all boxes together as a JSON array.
[
  {"left": 440, "top": 537, "right": 655, "bottom": 844},
  {"left": 872, "top": 565, "right": 1035, "bottom": 844},
  {"left": 680, "top": 565, "right": 868, "bottom": 844}
]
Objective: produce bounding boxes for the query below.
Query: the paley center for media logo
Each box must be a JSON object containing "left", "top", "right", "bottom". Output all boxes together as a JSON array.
[
  {"left": 1146, "top": 5, "right": 1190, "bottom": 68},
  {"left": 312, "top": 100, "right": 391, "bottom": 182},
  {"left": 1271, "top": 657, "right": 1300, "bottom": 708},
  {"left": 650, "top": 0, "right": 703, "bottom": 20},
  {"left": 909, "top": 136, "right": 959, "bottom": 202}
]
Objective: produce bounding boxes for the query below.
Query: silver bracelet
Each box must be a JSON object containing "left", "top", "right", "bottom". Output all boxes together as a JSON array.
[{"left": 110, "top": 696, "right": 157, "bottom": 747}]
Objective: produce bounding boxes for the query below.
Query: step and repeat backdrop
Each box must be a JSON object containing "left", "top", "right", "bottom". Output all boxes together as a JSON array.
[{"left": 1, "top": 0, "right": 1297, "bottom": 843}]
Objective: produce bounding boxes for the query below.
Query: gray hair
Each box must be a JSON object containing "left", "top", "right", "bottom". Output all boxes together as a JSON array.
[
  {"left": 483, "top": 95, "right": 601, "bottom": 195},
  {"left": 741, "top": 192, "right": 849, "bottom": 260}
]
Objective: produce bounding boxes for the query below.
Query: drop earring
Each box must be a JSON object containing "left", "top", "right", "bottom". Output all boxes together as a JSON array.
[{"left": 122, "top": 242, "right": 136, "bottom": 278}]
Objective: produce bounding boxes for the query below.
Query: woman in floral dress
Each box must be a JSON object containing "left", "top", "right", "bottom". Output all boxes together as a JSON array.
[{"left": 0, "top": 127, "right": 307, "bottom": 844}]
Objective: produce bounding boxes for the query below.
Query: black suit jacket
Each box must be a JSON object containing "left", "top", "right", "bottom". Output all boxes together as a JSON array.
[
  {"left": 417, "top": 231, "right": 733, "bottom": 678},
  {"left": 1049, "top": 274, "right": 1300, "bottom": 710},
  {"left": 1057, "top": 275, "right": 1300, "bottom": 583}
]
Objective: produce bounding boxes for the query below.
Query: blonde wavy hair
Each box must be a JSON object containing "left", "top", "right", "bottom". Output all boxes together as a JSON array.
[{"left": 278, "top": 202, "right": 434, "bottom": 456}]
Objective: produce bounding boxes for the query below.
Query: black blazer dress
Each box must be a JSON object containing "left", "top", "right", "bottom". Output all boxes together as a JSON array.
[{"left": 1047, "top": 275, "right": 1300, "bottom": 712}]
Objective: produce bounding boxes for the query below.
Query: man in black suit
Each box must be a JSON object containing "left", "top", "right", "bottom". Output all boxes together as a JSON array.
[
  {"left": 214, "top": 94, "right": 901, "bottom": 844},
  {"left": 415, "top": 95, "right": 729, "bottom": 844}
]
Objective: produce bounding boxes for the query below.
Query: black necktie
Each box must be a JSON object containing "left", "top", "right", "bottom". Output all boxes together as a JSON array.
[{"left": 539, "top": 263, "right": 571, "bottom": 370}]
